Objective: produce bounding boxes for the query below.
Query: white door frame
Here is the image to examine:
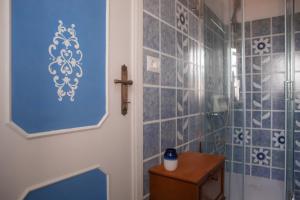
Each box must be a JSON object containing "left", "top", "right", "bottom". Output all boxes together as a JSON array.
[{"left": 130, "top": 0, "right": 144, "bottom": 199}]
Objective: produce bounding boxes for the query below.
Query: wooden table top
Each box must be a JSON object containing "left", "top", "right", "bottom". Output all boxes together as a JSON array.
[{"left": 149, "top": 152, "right": 225, "bottom": 185}]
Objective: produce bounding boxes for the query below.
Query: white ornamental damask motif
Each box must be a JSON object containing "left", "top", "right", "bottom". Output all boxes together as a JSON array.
[{"left": 48, "top": 20, "right": 83, "bottom": 102}]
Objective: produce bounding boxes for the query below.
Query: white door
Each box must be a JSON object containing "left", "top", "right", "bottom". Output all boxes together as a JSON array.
[{"left": 0, "top": 0, "right": 141, "bottom": 199}]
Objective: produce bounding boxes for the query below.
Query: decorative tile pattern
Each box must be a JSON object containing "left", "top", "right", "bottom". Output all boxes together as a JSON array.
[
  {"left": 272, "top": 130, "right": 285, "bottom": 150},
  {"left": 176, "top": 2, "right": 188, "bottom": 34},
  {"left": 252, "top": 37, "right": 271, "bottom": 55},
  {"left": 252, "top": 147, "right": 271, "bottom": 166},
  {"left": 233, "top": 128, "right": 251, "bottom": 145}
]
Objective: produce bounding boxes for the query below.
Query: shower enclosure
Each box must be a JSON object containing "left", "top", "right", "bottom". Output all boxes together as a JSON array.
[{"left": 201, "top": 0, "right": 298, "bottom": 199}]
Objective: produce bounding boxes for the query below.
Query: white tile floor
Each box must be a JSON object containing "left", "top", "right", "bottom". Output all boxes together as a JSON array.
[{"left": 225, "top": 173, "right": 285, "bottom": 200}]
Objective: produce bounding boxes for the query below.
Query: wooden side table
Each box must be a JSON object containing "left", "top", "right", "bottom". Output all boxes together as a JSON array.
[{"left": 149, "top": 152, "right": 225, "bottom": 200}]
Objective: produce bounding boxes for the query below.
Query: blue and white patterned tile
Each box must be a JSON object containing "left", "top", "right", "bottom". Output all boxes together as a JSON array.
[
  {"left": 176, "top": 2, "right": 188, "bottom": 34},
  {"left": 176, "top": 31, "right": 183, "bottom": 59},
  {"left": 161, "top": 55, "right": 176, "bottom": 87},
  {"left": 272, "top": 35, "right": 285, "bottom": 53},
  {"left": 177, "top": 118, "right": 188, "bottom": 145},
  {"left": 161, "top": 22, "right": 176, "bottom": 56},
  {"left": 272, "top": 16, "right": 284, "bottom": 34},
  {"left": 143, "top": 12, "right": 160, "bottom": 51},
  {"left": 233, "top": 128, "right": 251, "bottom": 145},
  {"left": 225, "top": 144, "right": 232, "bottom": 160},
  {"left": 272, "top": 111, "right": 285, "bottom": 130},
  {"left": 295, "top": 171, "right": 300, "bottom": 190},
  {"left": 160, "top": 0, "right": 175, "bottom": 26},
  {"left": 183, "top": 35, "right": 189, "bottom": 61},
  {"left": 262, "top": 111, "right": 271, "bottom": 129},
  {"left": 143, "top": 0, "right": 159, "bottom": 17},
  {"left": 252, "top": 165, "right": 270, "bottom": 179},
  {"left": 252, "top": 93, "right": 262, "bottom": 110},
  {"left": 295, "top": 152, "right": 300, "bottom": 171},
  {"left": 183, "top": 62, "right": 190, "bottom": 88},
  {"left": 295, "top": 133, "right": 300, "bottom": 151},
  {"left": 252, "top": 18, "right": 271, "bottom": 37},
  {"left": 177, "top": 89, "right": 183, "bottom": 117},
  {"left": 252, "top": 74, "right": 262, "bottom": 91},
  {"left": 296, "top": 112, "right": 300, "bottom": 131},
  {"left": 252, "top": 147, "right": 271, "bottom": 166},
  {"left": 143, "top": 87, "right": 160, "bottom": 121},
  {"left": 143, "top": 157, "right": 160, "bottom": 195},
  {"left": 295, "top": 91, "right": 300, "bottom": 111},
  {"left": 272, "top": 130, "right": 285, "bottom": 150},
  {"left": 252, "top": 129, "right": 271, "bottom": 147},
  {"left": 143, "top": 123, "right": 160, "bottom": 159},
  {"left": 161, "top": 119, "right": 176, "bottom": 152},
  {"left": 262, "top": 93, "right": 271, "bottom": 110},
  {"left": 177, "top": 60, "right": 183, "bottom": 87},
  {"left": 262, "top": 74, "right": 272, "bottom": 91},
  {"left": 161, "top": 88, "right": 176, "bottom": 119},
  {"left": 252, "top": 37, "right": 271, "bottom": 56},
  {"left": 271, "top": 168, "right": 285, "bottom": 181},
  {"left": 252, "top": 56, "right": 261, "bottom": 73},
  {"left": 183, "top": 89, "right": 189, "bottom": 116},
  {"left": 252, "top": 111, "right": 262, "bottom": 128},
  {"left": 272, "top": 150, "right": 285, "bottom": 168}
]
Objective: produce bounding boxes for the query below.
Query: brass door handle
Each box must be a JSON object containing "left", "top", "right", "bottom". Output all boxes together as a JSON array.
[
  {"left": 114, "top": 65, "right": 133, "bottom": 115},
  {"left": 114, "top": 80, "right": 133, "bottom": 85}
]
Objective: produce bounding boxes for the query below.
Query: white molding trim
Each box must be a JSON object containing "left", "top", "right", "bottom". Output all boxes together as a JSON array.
[
  {"left": 6, "top": 0, "right": 110, "bottom": 138},
  {"left": 130, "top": 0, "right": 143, "bottom": 198},
  {"left": 18, "top": 165, "right": 110, "bottom": 200}
]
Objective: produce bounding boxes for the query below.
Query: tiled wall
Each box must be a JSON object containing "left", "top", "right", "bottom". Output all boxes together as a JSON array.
[
  {"left": 142, "top": 0, "right": 204, "bottom": 199},
  {"left": 229, "top": 16, "right": 286, "bottom": 181},
  {"left": 293, "top": 12, "right": 300, "bottom": 200}
]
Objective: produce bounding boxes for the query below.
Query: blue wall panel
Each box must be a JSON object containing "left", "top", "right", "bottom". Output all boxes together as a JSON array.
[
  {"left": 12, "top": 0, "right": 107, "bottom": 134},
  {"left": 24, "top": 169, "right": 107, "bottom": 200}
]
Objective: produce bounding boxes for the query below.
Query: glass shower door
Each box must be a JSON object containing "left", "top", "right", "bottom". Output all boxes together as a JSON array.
[{"left": 285, "top": 0, "right": 295, "bottom": 199}]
